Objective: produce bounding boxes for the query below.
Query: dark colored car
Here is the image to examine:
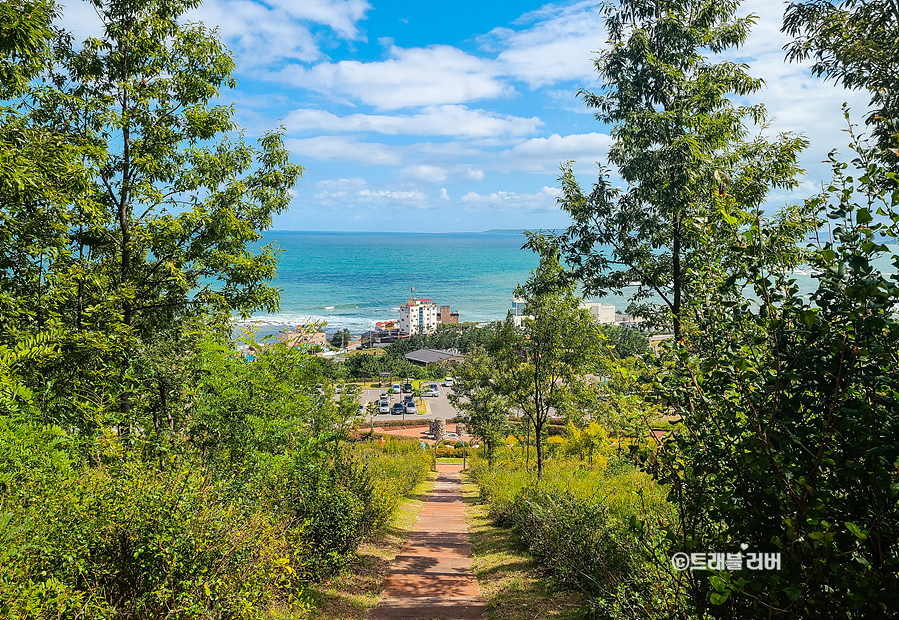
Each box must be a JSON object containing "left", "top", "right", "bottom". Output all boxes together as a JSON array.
[
  {"left": 403, "top": 382, "right": 413, "bottom": 393},
  {"left": 391, "top": 402, "right": 404, "bottom": 415}
]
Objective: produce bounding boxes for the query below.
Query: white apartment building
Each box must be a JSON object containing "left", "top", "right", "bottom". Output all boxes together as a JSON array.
[
  {"left": 509, "top": 297, "right": 615, "bottom": 327},
  {"left": 580, "top": 301, "right": 616, "bottom": 324},
  {"left": 398, "top": 297, "right": 439, "bottom": 335}
]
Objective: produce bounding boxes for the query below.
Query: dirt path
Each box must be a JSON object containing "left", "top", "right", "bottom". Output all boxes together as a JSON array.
[{"left": 368, "top": 464, "right": 486, "bottom": 620}]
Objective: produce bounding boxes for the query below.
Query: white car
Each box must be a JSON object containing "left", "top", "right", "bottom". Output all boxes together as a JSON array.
[
  {"left": 379, "top": 401, "right": 390, "bottom": 414},
  {"left": 443, "top": 376, "right": 454, "bottom": 387},
  {"left": 424, "top": 384, "right": 439, "bottom": 397},
  {"left": 405, "top": 401, "right": 417, "bottom": 414},
  {"left": 391, "top": 383, "right": 401, "bottom": 393}
]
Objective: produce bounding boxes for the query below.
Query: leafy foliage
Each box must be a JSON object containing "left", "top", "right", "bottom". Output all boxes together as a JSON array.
[
  {"left": 552, "top": 0, "right": 812, "bottom": 338},
  {"left": 649, "top": 123, "right": 899, "bottom": 617},
  {"left": 783, "top": 0, "right": 899, "bottom": 167}
]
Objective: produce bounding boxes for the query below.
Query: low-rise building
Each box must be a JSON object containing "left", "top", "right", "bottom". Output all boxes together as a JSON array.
[
  {"left": 399, "top": 297, "right": 438, "bottom": 335},
  {"left": 510, "top": 296, "right": 531, "bottom": 327},
  {"left": 509, "top": 297, "right": 616, "bottom": 326},
  {"left": 279, "top": 326, "right": 326, "bottom": 348},
  {"left": 438, "top": 305, "right": 459, "bottom": 323},
  {"left": 404, "top": 348, "right": 465, "bottom": 367},
  {"left": 581, "top": 301, "right": 616, "bottom": 324}
]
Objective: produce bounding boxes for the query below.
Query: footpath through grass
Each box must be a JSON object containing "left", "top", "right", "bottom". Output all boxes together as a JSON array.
[
  {"left": 460, "top": 470, "right": 585, "bottom": 620},
  {"left": 297, "top": 471, "right": 438, "bottom": 619}
]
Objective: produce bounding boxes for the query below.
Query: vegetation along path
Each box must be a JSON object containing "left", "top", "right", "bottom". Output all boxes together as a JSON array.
[{"left": 369, "top": 464, "right": 487, "bottom": 620}]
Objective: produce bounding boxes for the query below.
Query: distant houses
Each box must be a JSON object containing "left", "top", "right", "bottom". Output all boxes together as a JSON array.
[{"left": 279, "top": 325, "right": 326, "bottom": 348}]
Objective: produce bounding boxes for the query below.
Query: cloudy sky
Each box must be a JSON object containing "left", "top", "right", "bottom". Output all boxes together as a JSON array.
[{"left": 59, "top": 0, "right": 871, "bottom": 232}]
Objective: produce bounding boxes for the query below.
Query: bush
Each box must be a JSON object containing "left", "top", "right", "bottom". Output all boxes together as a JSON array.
[
  {"left": 1, "top": 461, "right": 297, "bottom": 620},
  {"left": 510, "top": 487, "right": 635, "bottom": 595},
  {"left": 470, "top": 456, "right": 673, "bottom": 608}
]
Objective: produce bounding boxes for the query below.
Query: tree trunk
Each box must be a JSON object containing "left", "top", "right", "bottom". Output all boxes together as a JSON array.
[
  {"left": 672, "top": 217, "right": 682, "bottom": 342},
  {"left": 535, "top": 417, "right": 544, "bottom": 480}
]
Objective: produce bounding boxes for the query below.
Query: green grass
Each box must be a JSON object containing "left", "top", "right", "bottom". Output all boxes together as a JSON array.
[
  {"left": 461, "top": 472, "right": 586, "bottom": 620},
  {"left": 436, "top": 457, "right": 464, "bottom": 464}
]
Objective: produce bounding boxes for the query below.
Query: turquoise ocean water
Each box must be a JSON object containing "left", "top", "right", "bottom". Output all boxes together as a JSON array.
[
  {"left": 239, "top": 231, "right": 551, "bottom": 338},
  {"left": 238, "top": 231, "right": 898, "bottom": 339}
]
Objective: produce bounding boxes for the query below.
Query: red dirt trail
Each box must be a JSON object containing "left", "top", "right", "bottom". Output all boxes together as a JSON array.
[{"left": 368, "top": 464, "right": 487, "bottom": 620}]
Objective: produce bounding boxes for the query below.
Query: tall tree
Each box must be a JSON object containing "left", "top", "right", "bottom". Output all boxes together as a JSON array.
[
  {"left": 488, "top": 237, "right": 602, "bottom": 478},
  {"left": 650, "top": 126, "right": 899, "bottom": 618},
  {"left": 448, "top": 345, "right": 510, "bottom": 467},
  {"left": 783, "top": 0, "right": 899, "bottom": 167},
  {"left": 5, "top": 0, "right": 302, "bottom": 435},
  {"left": 551, "top": 0, "right": 811, "bottom": 340}
]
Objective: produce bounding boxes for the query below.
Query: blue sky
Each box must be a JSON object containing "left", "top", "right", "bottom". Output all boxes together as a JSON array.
[{"left": 60, "top": 0, "right": 870, "bottom": 233}]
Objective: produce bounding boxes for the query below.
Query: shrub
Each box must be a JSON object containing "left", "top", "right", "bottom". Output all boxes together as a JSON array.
[
  {"left": 1, "top": 460, "right": 298, "bottom": 620},
  {"left": 470, "top": 456, "right": 674, "bottom": 608}
]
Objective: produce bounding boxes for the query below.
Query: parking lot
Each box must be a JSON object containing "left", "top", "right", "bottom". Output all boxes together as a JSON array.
[{"left": 358, "top": 383, "right": 460, "bottom": 422}]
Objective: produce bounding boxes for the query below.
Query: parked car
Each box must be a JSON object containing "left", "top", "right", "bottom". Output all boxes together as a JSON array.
[
  {"left": 379, "top": 401, "right": 390, "bottom": 414},
  {"left": 391, "top": 402, "right": 404, "bottom": 415},
  {"left": 424, "top": 385, "right": 439, "bottom": 397},
  {"left": 405, "top": 401, "right": 417, "bottom": 414},
  {"left": 402, "top": 382, "right": 413, "bottom": 393},
  {"left": 443, "top": 376, "right": 454, "bottom": 387},
  {"left": 391, "top": 383, "right": 401, "bottom": 393}
]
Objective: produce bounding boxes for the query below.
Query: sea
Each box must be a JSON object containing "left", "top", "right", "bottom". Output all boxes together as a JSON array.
[{"left": 235, "top": 230, "right": 898, "bottom": 340}]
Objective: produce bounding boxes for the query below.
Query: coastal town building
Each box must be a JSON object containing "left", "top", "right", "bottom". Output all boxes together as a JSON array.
[
  {"left": 437, "top": 305, "right": 459, "bottom": 323},
  {"left": 510, "top": 296, "right": 531, "bottom": 327},
  {"left": 581, "top": 301, "right": 616, "bottom": 324},
  {"left": 404, "top": 348, "right": 465, "bottom": 367},
  {"left": 398, "top": 297, "right": 438, "bottom": 335},
  {"left": 509, "top": 297, "right": 616, "bottom": 327},
  {"left": 360, "top": 322, "right": 401, "bottom": 347},
  {"left": 279, "top": 325, "right": 326, "bottom": 348}
]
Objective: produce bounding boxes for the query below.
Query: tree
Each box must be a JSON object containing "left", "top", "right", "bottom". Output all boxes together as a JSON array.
[
  {"left": 448, "top": 346, "right": 510, "bottom": 467},
  {"left": 329, "top": 328, "right": 351, "bottom": 350},
  {"left": 650, "top": 126, "right": 899, "bottom": 617},
  {"left": 488, "top": 237, "right": 603, "bottom": 478},
  {"left": 551, "top": 0, "right": 812, "bottom": 340},
  {"left": 598, "top": 324, "right": 650, "bottom": 358},
  {"left": 783, "top": 0, "right": 899, "bottom": 168},
  {"left": 4, "top": 0, "right": 302, "bottom": 437}
]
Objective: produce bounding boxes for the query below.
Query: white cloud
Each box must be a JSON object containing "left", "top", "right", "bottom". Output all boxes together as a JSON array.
[
  {"left": 189, "top": 0, "right": 320, "bottom": 65},
  {"left": 356, "top": 189, "right": 427, "bottom": 201},
  {"left": 403, "top": 165, "right": 447, "bottom": 183},
  {"left": 56, "top": 1, "right": 105, "bottom": 40},
  {"left": 460, "top": 186, "right": 561, "bottom": 212},
  {"left": 274, "top": 45, "right": 510, "bottom": 109},
  {"left": 483, "top": 0, "right": 602, "bottom": 88},
  {"left": 286, "top": 136, "right": 401, "bottom": 165},
  {"left": 499, "top": 132, "right": 612, "bottom": 172},
  {"left": 262, "top": 0, "right": 371, "bottom": 40},
  {"left": 439, "top": 188, "right": 450, "bottom": 200},
  {"left": 316, "top": 176, "right": 368, "bottom": 189},
  {"left": 402, "top": 164, "right": 486, "bottom": 184},
  {"left": 285, "top": 105, "right": 542, "bottom": 138}
]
